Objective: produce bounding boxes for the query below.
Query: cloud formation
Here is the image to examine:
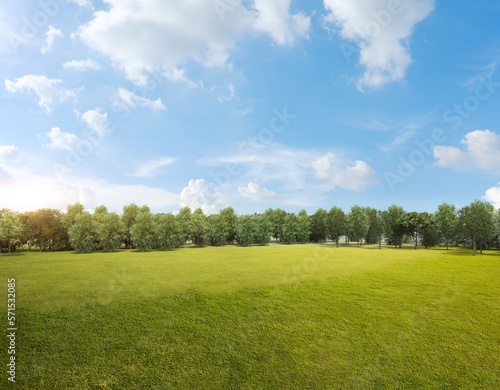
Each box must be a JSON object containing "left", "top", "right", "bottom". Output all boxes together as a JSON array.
[
  {"left": 5, "top": 75, "right": 75, "bottom": 112},
  {"left": 312, "top": 152, "right": 378, "bottom": 191},
  {"left": 80, "top": 109, "right": 109, "bottom": 136},
  {"left": 113, "top": 88, "right": 165, "bottom": 111},
  {"left": 78, "top": 0, "right": 310, "bottom": 85},
  {"left": 484, "top": 183, "right": 500, "bottom": 210},
  {"left": 179, "top": 179, "right": 229, "bottom": 215},
  {"left": 41, "top": 25, "right": 63, "bottom": 54},
  {"left": 238, "top": 183, "right": 279, "bottom": 202},
  {"left": 63, "top": 59, "right": 102, "bottom": 72},
  {"left": 44, "top": 127, "right": 80, "bottom": 150},
  {"left": 130, "top": 157, "right": 176, "bottom": 178},
  {"left": 434, "top": 130, "right": 500, "bottom": 174},
  {"left": 0, "top": 145, "right": 20, "bottom": 162},
  {"left": 324, "top": 0, "right": 434, "bottom": 90}
]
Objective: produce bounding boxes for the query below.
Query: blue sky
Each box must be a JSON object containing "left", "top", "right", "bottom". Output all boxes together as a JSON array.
[{"left": 1, "top": 0, "right": 500, "bottom": 215}]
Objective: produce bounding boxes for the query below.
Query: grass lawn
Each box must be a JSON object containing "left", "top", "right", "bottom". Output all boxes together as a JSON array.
[{"left": 1, "top": 244, "right": 499, "bottom": 389}]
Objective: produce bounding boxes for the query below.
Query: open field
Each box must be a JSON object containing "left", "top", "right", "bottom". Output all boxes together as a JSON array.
[{"left": 1, "top": 244, "right": 499, "bottom": 389}]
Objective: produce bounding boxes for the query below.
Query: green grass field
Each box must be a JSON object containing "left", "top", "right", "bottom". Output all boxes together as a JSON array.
[{"left": 1, "top": 244, "right": 499, "bottom": 389}]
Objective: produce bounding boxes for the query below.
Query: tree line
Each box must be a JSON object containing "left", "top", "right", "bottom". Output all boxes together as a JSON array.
[{"left": 0, "top": 201, "right": 499, "bottom": 256}]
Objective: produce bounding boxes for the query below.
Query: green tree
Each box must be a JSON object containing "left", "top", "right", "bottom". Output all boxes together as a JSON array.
[
  {"left": 189, "top": 208, "right": 208, "bottom": 247},
  {"left": 399, "top": 212, "right": 432, "bottom": 249},
  {"left": 327, "top": 207, "right": 346, "bottom": 247},
  {"left": 154, "top": 213, "right": 183, "bottom": 251},
  {"left": 282, "top": 213, "right": 298, "bottom": 244},
  {"left": 176, "top": 206, "right": 192, "bottom": 246},
  {"left": 435, "top": 203, "right": 457, "bottom": 250},
  {"left": 207, "top": 214, "right": 229, "bottom": 246},
  {"left": 382, "top": 205, "right": 405, "bottom": 248},
  {"left": 267, "top": 208, "right": 286, "bottom": 242},
  {"left": 96, "top": 212, "right": 125, "bottom": 252},
  {"left": 18, "top": 211, "right": 41, "bottom": 251},
  {"left": 130, "top": 209, "right": 155, "bottom": 252},
  {"left": 348, "top": 205, "right": 368, "bottom": 247},
  {"left": 68, "top": 212, "right": 97, "bottom": 254},
  {"left": 220, "top": 207, "right": 238, "bottom": 244},
  {"left": 254, "top": 214, "right": 272, "bottom": 246},
  {"left": 237, "top": 215, "right": 254, "bottom": 246},
  {"left": 458, "top": 200, "right": 495, "bottom": 255},
  {"left": 0, "top": 210, "right": 23, "bottom": 255},
  {"left": 421, "top": 216, "right": 440, "bottom": 249},
  {"left": 296, "top": 210, "right": 311, "bottom": 244},
  {"left": 310, "top": 208, "right": 328, "bottom": 243},
  {"left": 122, "top": 203, "right": 140, "bottom": 249}
]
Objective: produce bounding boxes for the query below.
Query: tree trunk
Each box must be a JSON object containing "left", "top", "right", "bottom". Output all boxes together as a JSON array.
[
  {"left": 415, "top": 234, "right": 418, "bottom": 250},
  {"left": 446, "top": 239, "right": 449, "bottom": 250},
  {"left": 8, "top": 242, "right": 11, "bottom": 255},
  {"left": 357, "top": 240, "right": 359, "bottom": 247},
  {"left": 336, "top": 238, "right": 339, "bottom": 248},
  {"left": 379, "top": 235, "right": 381, "bottom": 249},
  {"left": 473, "top": 239, "right": 476, "bottom": 256},
  {"left": 480, "top": 239, "right": 483, "bottom": 254}
]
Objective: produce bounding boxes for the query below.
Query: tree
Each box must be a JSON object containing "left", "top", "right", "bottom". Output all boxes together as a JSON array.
[
  {"left": 207, "top": 214, "right": 229, "bottom": 247},
  {"left": 253, "top": 214, "right": 272, "bottom": 246},
  {"left": 421, "top": 216, "right": 440, "bottom": 249},
  {"left": 458, "top": 200, "right": 495, "bottom": 256},
  {"left": 220, "top": 207, "right": 238, "bottom": 244},
  {"left": 68, "top": 212, "right": 97, "bottom": 254},
  {"left": 237, "top": 215, "right": 254, "bottom": 246},
  {"left": 349, "top": 205, "right": 368, "bottom": 247},
  {"left": 189, "top": 208, "right": 208, "bottom": 247},
  {"left": 154, "top": 213, "right": 183, "bottom": 251},
  {"left": 296, "top": 210, "right": 311, "bottom": 244},
  {"left": 310, "top": 208, "right": 328, "bottom": 243},
  {"left": 122, "top": 203, "right": 140, "bottom": 249},
  {"left": 327, "top": 207, "right": 346, "bottom": 247},
  {"left": 96, "top": 212, "right": 125, "bottom": 252},
  {"left": 266, "top": 208, "right": 286, "bottom": 242},
  {"left": 382, "top": 205, "right": 405, "bottom": 248},
  {"left": 18, "top": 211, "right": 40, "bottom": 251},
  {"left": 399, "top": 212, "right": 432, "bottom": 249},
  {"left": 435, "top": 203, "right": 457, "bottom": 250},
  {"left": 282, "top": 213, "right": 298, "bottom": 244},
  {"left": 130, "top": 209, "right": 155, "bottom": 252},
  {"left": 364, "top": 208, "right": 384, "bottom": 249},
  {"left": 0, "top": 210, "right": 23, "bottom": 255},
  {"left": 176, "top": 206, "right": 192, "bottom": 246}
]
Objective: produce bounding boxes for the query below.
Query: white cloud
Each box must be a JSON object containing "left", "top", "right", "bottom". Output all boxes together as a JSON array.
[
  {"left": 0, "top": 145, "right": 20, "bottom": 162},
  {"left": 130, "top": 157, "right": 175, "bottom": 178},
  {"left": 5, "top": 75, "right": 75, "bottom": 112},
  {"left": 113, "top": 88, "right": 165, "bottom": 111},
  {"left": 217, "top": 84, "right": 237, "bottom": 103},
  {"left": 312, "top": 152, "right": 378, "bottom": 191},
  {"left": 484, "top": 183, "right": 500, "bottom": 210},
  {"left": 63, "top": 59, "right": 102, "bottom": 72},
  {"left": 79, "top": 109, "right": 109, "bottom": 136},
  {"left": 179, "top": 179, "right": 229, "bottom": 215},
  {"left": 434, "top": 130, "right": 500, "bottom": 174},
  {"left": 252, "top": 0, "right": 311, "bottom": 45},
  {"left": 78, "top": 0, "right": 310, "bottom": 85},
  {"left": 44, "top": 127, "right": 80, "bottom": 150},
  {"left": 0, "top": 164, "right": 179, "bottom": 212},
  {"left": 238, "top": 183, "right": 279, "bottom": 202},
  {"left": 324, "top": 0, "right": 434, "bottom": 90},
  {"left": 68, "top": 0, "right": 92, "bottom": 8},
  {"left": 41, "top": 25, "right": 63, "bottom": 54}
]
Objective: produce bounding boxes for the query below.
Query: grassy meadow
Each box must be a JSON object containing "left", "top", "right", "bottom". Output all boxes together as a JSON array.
[{"left": 1, "top": 244, "right": 499, "bottom": 389}]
